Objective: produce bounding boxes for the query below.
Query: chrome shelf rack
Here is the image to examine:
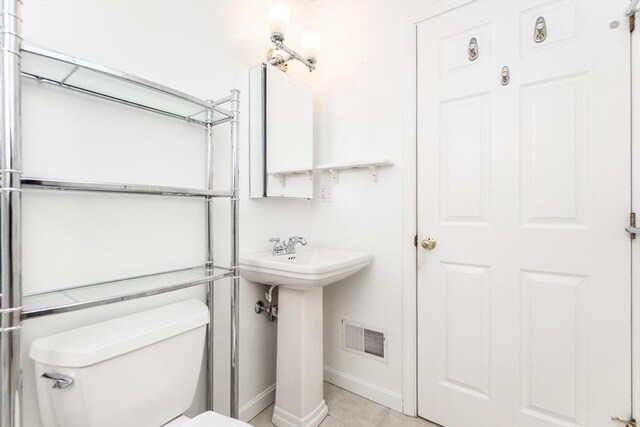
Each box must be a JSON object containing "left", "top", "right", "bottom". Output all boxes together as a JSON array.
[
  {"left": 0, "top": 1, "right": 241, "bottom": 425},
  {"left": 21, "top": 265, "right": 234, "bottom": 319}
]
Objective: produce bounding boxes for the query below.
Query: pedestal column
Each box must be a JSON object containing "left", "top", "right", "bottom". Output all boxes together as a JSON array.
[{"left": 272, "top": 287, "right": 328, "bottom": 427}]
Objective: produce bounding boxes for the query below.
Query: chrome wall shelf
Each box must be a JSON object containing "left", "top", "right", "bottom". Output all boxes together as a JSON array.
[
  {"left": 21, "top": 42, "right": 233, "bottom": 126},
  {"left": 23, "top": 265, "right": 233, "bottom": 319},
  {"left": 22, "top": 177, "right": 233, "bottom": 198},
  {"left": 0, "top": 10, "right": 242, "bottom": 426}
]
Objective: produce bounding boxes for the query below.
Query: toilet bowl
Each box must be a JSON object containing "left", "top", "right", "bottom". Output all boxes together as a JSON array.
[
  {"left": 29, "top": 299, "right": 251, "bottom": 427},
  {"left": 165, "top": 412, "right": 250, "bottom": 427}
]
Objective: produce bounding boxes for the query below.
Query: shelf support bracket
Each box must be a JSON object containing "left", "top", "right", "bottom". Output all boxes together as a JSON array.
[
  {"left": 274, "top": 173, "right": 286, "bottom": 188},
  {"left": 368, "top": 165, "right": 379, "bottom": 183},
  {"left": 328, "top": 169, "right": 339, "bottom": 184}
]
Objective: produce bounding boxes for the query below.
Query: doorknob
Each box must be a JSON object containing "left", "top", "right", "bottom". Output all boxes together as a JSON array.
[{"left": 421, "top": 238, "right": 437, "bottom": 250}]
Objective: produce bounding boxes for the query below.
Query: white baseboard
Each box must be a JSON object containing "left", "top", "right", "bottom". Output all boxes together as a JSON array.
[
  {"left": 323, "top": 366, "right": 403, "bottom": 412},
  {"left": 238, "top": 368, "right": 404, "bottom": 422},
  {"left": 239, "top": 383, "right": 276, "bottom": 422}
]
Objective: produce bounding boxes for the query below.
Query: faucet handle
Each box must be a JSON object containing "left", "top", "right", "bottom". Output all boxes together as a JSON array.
[
  {"left": 289, "top": 236, "right": 307, "bottom": 246},
  {"left": 268, "top": 237, "right": 283, "bottom": 247}
]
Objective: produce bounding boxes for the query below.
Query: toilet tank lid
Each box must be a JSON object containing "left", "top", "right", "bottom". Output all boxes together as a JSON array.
[{"left": 29, "top": 299, "right": 209, "bottom": 368}]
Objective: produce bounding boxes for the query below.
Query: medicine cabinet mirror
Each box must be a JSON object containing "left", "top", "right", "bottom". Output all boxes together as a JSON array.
[{"left": 249, "top": 63, "right": 313, "bottom": 199}]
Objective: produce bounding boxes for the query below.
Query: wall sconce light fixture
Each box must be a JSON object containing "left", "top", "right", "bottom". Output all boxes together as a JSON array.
[{"left": 267, "top": 2, "right": 319, "bottom": 72}]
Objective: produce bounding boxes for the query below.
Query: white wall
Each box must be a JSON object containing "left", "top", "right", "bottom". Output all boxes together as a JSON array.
[
  {"left": 20, "top": 1, "right": 313, "bottom": 425},
  {"left": 19, "top": 1, "right": 440, "bottom": 424},
  {"left": 308, "top": 0, "right": 430, "bottom": 412}
]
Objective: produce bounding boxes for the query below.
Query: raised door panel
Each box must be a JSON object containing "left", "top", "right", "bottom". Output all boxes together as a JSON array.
[
  {"left": 520, "top": 74, "right": 587, "bottom": 228},
  {"left": 441, "top": 262, "right": 491, "bottom": 400},
  {"left": 440, "top": 94, "right": 491, "bottom": 226},
  {"left": 520, "top": 270, "right": 586, "bottom": 427}
]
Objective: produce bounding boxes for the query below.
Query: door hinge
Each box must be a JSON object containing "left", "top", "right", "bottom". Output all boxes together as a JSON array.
[
  {"left": 627, "top": 212, "right": 638, "bottom": 240},
  {"left": 414, "top": 234, "right": 418, "bottom": 247},
  {"left": 612, "top": 416, "right": 637, "bottom": 427},
  {"left": 631, "top": 14, "right": 636, "bottom": 32}
]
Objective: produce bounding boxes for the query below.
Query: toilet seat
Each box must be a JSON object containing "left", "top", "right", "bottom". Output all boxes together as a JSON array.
[{"left": 183, "top": 411, "right": 252, "bottom": 427}]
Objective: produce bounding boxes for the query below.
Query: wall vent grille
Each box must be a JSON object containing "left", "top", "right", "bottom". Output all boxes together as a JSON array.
[{"left": 342, "top": 320, "right": 387, "bottom": 363}]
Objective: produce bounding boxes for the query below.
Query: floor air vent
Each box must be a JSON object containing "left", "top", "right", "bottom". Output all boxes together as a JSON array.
[{"left": 342, "top": 320, "right": 387, "bottom": 362}]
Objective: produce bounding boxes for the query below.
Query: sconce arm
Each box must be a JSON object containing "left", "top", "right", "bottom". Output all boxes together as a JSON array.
[{"left": 269, "top": 34, "right": 316, "bottom": 72}]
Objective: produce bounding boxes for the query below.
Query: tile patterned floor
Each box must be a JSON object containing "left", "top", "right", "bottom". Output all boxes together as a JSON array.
[{"left": 249, "top": 382, "right": 439, "bottom": 427}]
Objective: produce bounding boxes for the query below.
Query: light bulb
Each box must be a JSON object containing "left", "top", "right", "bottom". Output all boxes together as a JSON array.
[
  {"left": 268, "top": 2, "right": 290, "bottom": 36},
  {"left": 300, "top": 30, "right": 320, "bottom": 60}
]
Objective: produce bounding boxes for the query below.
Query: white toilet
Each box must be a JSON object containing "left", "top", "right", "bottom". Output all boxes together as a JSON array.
[{"left": 29, "top": 299, "right": 251, "bottom": 427}]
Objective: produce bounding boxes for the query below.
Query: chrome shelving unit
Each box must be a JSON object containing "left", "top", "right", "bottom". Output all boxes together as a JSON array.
[
  {"left": 0, "top": 1, "right": 241, "bottom": 425},
  {"left": 22, "top": 265, "right": 234, "bottom": 319}
]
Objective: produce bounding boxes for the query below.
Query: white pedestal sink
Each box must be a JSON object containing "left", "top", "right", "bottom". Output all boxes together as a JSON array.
[{"left": 239, "top": 247, "right": 371, "bottom": 427}]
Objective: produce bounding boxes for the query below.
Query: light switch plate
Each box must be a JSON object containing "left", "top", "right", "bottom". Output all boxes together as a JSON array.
[{"left": 320, "top": 183, "right": 333, "bottom": 202}]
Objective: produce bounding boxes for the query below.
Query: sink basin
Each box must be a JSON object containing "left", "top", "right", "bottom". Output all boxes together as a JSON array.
[{"left": 239, "top": 247, "right": 371, "bottom": 290}]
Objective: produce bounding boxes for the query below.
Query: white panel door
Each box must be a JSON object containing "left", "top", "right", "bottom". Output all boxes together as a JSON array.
[{"left": 417, "top": 2, "right": 631, "bottom": 427}]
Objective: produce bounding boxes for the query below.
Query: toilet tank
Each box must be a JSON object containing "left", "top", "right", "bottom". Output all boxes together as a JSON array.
[{"left": 29, "top": 299, "right": 209, "bottom": 427}]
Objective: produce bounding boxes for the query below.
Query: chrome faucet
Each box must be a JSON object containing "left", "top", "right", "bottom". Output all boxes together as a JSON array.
[{"left": 269, "top": 236, "right": 307, "bottom": 256}]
